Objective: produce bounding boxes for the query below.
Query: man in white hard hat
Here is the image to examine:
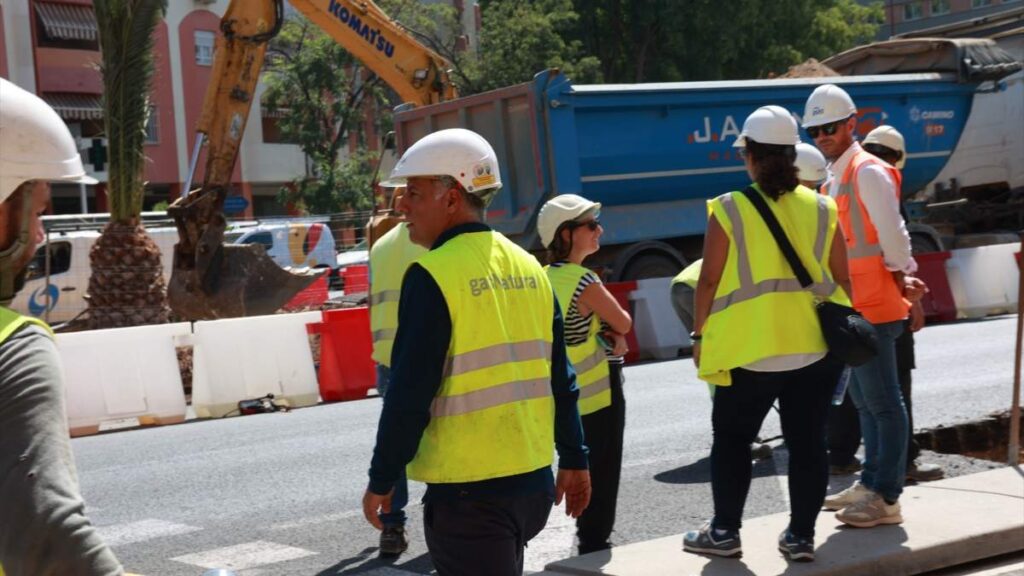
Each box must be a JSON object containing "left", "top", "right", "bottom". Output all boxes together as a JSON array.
[
  {"left": 804, "top": 84, "right": 926, "bottom": 529},
  {"left": 361, "top": 128, "right": 591, "bottom": 575},
  {"left": 0, "top": 78, "right": 123, "bottom": 574},
  {"left": 837, "top": 125, "right": 944, "bottom": 483}
]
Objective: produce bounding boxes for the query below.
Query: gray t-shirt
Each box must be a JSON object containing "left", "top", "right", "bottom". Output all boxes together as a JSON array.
[{"left": 0, "top": 324, "right": 123, "bottom": 576}]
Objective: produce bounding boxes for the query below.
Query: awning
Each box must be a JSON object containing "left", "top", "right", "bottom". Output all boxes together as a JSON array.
[
  {"left": 42, "top": 93, "right": 103, "bottom": 121},
  {"left": 34, "top": 2, "right": 98, "bottom": 42}
]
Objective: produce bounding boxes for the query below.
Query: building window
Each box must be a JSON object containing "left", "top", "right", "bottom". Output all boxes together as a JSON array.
[
  {"left": 971, "top": 0, "right": 992, "bottom": 6},
  {"left": 903, "top": 1, "right": 923, "bottom": 20},
  {"left": 145, "top": 106, "right": 159, "bottom": 144},
  {"left": 931, "top": 0, "right": 951, "bottom": 14},
  {"left": 194, "top": 30, "right": 215, "bottom": 66}
]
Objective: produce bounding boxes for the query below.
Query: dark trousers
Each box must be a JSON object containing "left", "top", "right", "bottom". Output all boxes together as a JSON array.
[
  {"left": 828, "top": 323, "right": 920, "bottom": 466},
  {"left": 576, "top": 363, "right": 626, "bottom": 553},
  {"left": 424, "top": 492, "right": 553, "bottom": 576},
  {"left": 711, "top": 356, "right": 841, "bottom": 538}
]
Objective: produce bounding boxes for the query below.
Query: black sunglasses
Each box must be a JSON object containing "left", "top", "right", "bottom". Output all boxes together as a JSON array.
[
  {"left": 806, "top": 117, "right": 849, "bottom": 139},
  {"left": 570, "top": 219, "right": 601, "bottom": 231}
]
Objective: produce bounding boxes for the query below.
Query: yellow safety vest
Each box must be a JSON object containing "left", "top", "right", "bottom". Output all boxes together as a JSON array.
[
  {"left": 699, "top": 184, "right": 850, "bottom": 386},
  {"left": 672, "top": 259, "right": 702, "bottom": 289},
  {"left": 408, "top": 230, "right": 556, "bottom": 483},
  {"left": 0, "top": 306, "right": 54, "bottom": 343},
  {"left": 369, "top": 223, "right": 427, "bottom": 366},
  {"left": 545, "top": 263, "right": 611, "bottom": 416}
]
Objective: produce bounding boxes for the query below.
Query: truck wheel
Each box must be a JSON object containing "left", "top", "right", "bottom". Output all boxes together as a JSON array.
[
  {"left": 622, "top": 254, "right": 682, "bottom": 281},
  {"left": 911, "top": 233, "right": 941, "bottom": 255}
]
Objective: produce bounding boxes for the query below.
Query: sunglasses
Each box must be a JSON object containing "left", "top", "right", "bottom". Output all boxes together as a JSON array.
[
  {"left": 570, "top": 219, "right": 601, "bottom": 231},
  {"left": 736, "top": 148, "right": 748, "bottom": 159},
  {"left": 806, "top": 117, "right": 849, "bottom": 139}
]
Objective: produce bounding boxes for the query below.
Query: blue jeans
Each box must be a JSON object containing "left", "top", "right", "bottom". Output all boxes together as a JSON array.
[
  {"left": 376, "top": 364, "right": 408, "bottom": 527},
  {"left": 847, "top": 320, "right": 909, "bottom": 501}
]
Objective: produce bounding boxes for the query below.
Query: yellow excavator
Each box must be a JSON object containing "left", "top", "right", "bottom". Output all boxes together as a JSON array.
[{"left": 167, "top": 0, "right": 456, "bottom": 320}]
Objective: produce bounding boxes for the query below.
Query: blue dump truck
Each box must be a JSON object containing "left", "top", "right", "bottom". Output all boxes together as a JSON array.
[{"left": 393, "top": 39, "right": 1022, "bottom": 280}]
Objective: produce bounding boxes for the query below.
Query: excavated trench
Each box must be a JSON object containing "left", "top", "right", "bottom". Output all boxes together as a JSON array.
[{"left": 916, "top": 410, "right": 1024, "bottom": 463}]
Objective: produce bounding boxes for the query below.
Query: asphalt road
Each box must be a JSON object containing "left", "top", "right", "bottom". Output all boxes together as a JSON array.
[{"left": 71, "top": 314, "right": 1018, "bottom": 575}]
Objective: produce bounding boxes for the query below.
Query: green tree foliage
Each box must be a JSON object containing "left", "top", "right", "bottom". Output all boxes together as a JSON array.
[
  {"left": 568, "top": 0, "right": 883, "bottom": 82},
  {"left": 262, "top": 15, "right": 390, "bottom": 214},
  {"left": 93, "top": 0, "right": 167, "bottom": 222},
  {"left": 464, "top": 0, "right": 601, "bottom": 92}
]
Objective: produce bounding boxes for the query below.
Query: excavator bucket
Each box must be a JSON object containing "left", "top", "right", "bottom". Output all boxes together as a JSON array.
[{"left": 167, "top": 185, "right": 321, "bottom": 320}]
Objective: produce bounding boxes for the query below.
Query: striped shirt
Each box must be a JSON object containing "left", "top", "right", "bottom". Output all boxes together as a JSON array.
[{"left": 550, "top": 262, "right": 624, "bottom": 364}]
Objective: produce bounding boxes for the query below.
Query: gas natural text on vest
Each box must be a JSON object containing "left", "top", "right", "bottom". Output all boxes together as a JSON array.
[{"left": 469, "top": 274, "right": 541, "bottom": 297}]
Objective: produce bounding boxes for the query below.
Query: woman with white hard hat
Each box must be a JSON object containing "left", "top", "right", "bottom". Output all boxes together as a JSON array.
[
  {"left": 795, "top": 142, "right": 829, "bottom": 189},
  {"left": 0, "top": 78, "right": 123, "bottom": 575},
  {"left": 536, "top": 193, "right": 631, "bottom": 555},
  {"left": 683, "top": 105, "right": 853, "bottom": 562}
]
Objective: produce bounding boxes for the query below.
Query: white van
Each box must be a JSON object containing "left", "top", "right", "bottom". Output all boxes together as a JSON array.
[
  {"left": 10, "top": 227, "right": 179, "bottom": 325},
  {"left": 229, "top": 221, "right": 337, "bottom": 274}
]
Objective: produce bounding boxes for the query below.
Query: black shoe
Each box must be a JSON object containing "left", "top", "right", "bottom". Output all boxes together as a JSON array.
[
  {"left": 778, "top": 529, "right": 814, "bottom": 562},
  {"left": 379, "top": 525, "right": 408, "bottom": 557},
  {"left": 829, "top": 458, "right": 863, "bottom": 476},
  {"left": 578, "top": 541, "right": 612, "bottom": 555},
  {"left": 683, "top": 521, "right": 741, "bottom": 558}
]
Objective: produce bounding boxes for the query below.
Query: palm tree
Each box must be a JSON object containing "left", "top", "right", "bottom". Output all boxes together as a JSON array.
[{"left": 86, "top": 0, "right": 170, "bottom": 328}]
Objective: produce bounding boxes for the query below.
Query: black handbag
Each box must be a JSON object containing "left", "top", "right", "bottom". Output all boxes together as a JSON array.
[{"left": 739, "top": 186, "right": 879, "bottom": 366}]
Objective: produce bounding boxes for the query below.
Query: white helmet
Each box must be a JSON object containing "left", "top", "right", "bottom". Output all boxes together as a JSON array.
[
  {"left": 795, "top": 143, "right": 828, "bottom": 183},
  {"left": 381, "top": 128, "right": 501, "bottom": 205},
  {"left": 864, "top": 125, "right": 906, "bottom": 169},
  {"left": 802, "top": 84, "right": 857, "bottom": 128},
  {"left": 537, "top": 194, "right": 601, "bottom": 248},
  {"left": 734, "top": 105, "right": 800, "bottom": 148},
  {"left": 0, "top": 78, "right": 96, "bottom": 203}
]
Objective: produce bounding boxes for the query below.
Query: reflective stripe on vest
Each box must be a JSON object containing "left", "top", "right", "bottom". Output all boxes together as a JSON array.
[
  {"left": 835, "top": 150, "right": 909, "bottom": 324},
  {"left": 0, "top": 306, "right": 53, "bottom": 344},
  {"left": 699, "top": 185, "right": 849, "bottom": 386},
  {"left": 369, "top": 223, "right": 427, "bottom": 366},
  {"left": 544, "top": 263, "right": 612, "bottom": 416},
  {"left": 709, "top": 194, "right": 837, "bottom": 315},
  {"left": 408, "top": 231, "right": 556, "bottom": 484}
]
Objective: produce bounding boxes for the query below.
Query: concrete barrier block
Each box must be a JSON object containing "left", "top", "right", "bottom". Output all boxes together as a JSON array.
[
  {"left": 945, "top": 244, "right": 1020, "bottom": 319},
  {"left": 57, "top": 323, "right": 191, "bottom": 437},
  {"left": 630, "top": 277, "right": 688, "bottom": 360},
  {"left": 191, "top": 311, "right": 321, "bottom": 418}
]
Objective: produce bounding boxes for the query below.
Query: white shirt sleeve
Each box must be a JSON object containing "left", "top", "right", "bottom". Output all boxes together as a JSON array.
[{"left": 855, "top": 164, "right": 918, "bottom": 274}]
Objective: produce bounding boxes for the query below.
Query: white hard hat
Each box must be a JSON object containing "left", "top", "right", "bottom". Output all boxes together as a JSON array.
[
  {"left": 381, "top": 128, "right": 501, "bottom": 205},
  {"left": 795, "top": 143, "right": 828, "bottom": 183},
  {"left": 802, "top": 84, "right": 857, "bottom": 128},
  {"left": 537, "top": 194, "right": 601, "bottom": 248},
  {"left": 0, "top": 78, "right": 96, "bottom": 203},
  {"left": 734, "top": 105, "right": 800, "bottom": 148},
  {"left": 864, "top": 125, "right": 906, "bottom": 169}
]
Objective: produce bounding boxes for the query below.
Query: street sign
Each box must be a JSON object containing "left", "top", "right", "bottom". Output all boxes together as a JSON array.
[{"left": 223, "top": 195, "right": 249, "bottom": 214}]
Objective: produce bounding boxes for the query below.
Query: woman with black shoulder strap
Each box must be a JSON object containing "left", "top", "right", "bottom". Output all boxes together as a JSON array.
[{"left": 682, "top": 105, "right": 853, "bottom": 563}]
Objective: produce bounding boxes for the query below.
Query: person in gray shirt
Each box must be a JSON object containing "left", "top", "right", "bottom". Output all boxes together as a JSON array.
[{"left": 0, "top": 77, "right": 123, "bottom": 576}]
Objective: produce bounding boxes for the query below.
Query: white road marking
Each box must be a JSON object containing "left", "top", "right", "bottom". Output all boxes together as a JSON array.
[
  {"left": 269, "top": 502, "right": 423, "bottom": 531},
  {"left": 171, "top": 541, "right": 317, "bottom": 570},
  {"left": 96, "top": 518, "right": 203, "bottom": 547},
  {"left": 772, "top": 444, "right": 791, "bottom": 508},
  {"left": 523, "top": 501, "right": 576, "bottom": 572}
]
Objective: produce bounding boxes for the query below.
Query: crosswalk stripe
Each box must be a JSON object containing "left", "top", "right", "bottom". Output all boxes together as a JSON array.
[
  {"left": 171, "top": 541, "right": 317, "bottom": 570},
  {"left": 96, "top": 518, "right": 203, "bottom": 547}
]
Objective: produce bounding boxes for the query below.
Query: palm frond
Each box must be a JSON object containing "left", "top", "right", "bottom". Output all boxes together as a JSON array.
[{"left": 93, "top": 0, "right": 168, "bottom": 223}]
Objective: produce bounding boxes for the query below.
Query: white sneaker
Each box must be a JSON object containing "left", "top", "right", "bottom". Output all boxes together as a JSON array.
[
  {"left": 836, "top": 494, "right": 903, "bottom": 528},
  {"left": 823, "top": 482, "right": 872, "bottom": 511}
]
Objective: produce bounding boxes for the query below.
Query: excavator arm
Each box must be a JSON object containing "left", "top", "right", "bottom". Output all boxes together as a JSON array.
[{"left": 167, "top": 0, "right": 457, "bottom": 320}]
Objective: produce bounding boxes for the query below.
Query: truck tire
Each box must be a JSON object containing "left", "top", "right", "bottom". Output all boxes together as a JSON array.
[
  {"left": 621, "top": 254, "right": 682, "bottom": 281},
  {"left": 910, "top": 232, "right": 941, "bottom": 255}
]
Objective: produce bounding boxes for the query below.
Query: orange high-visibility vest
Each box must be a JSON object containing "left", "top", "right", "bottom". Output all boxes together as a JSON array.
[{"left": 834, "top": 150, "right": 909, "bottom": 324}]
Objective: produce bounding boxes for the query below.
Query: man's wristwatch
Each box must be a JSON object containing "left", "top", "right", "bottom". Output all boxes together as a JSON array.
[{"left": 689, "top": 331, "right": 702, "bottom": 342}]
